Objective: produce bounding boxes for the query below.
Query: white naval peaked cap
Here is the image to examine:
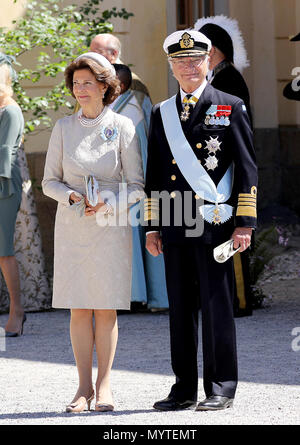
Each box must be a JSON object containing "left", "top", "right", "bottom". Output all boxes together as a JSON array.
[
  {"left": 163, "top": 30, "right": 211, "bottom": 58},
  {"left": 74, "top": 52, "right": 116, "bottom": 75}
]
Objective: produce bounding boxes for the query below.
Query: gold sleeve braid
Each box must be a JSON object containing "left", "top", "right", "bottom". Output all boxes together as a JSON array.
[
  {"left": 236, "top": 186, "right": 257, "bottom": 218},
  {"left": 144, "top": 198, "right": 159, "bottom": 222}
]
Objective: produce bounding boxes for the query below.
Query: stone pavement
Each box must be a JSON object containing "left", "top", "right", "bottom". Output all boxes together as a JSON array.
[{"left": 0, "top": 283, "right": 299, "bottom": 428}]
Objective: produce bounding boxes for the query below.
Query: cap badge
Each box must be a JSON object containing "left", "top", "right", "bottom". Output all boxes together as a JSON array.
[{"left": 179, "top": 32, "right": 195, "bottom": 49}]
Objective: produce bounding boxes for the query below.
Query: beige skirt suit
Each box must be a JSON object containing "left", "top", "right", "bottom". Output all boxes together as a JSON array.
[{"left": 42, "top": 107, "right": 144, "bottom": 310}]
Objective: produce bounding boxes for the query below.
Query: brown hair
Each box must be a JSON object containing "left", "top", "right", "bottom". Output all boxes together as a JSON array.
[{"left": 64, "top": 57, "right": 120, "bottom": 105}]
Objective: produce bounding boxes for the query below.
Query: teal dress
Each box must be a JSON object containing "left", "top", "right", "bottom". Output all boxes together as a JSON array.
[{"left": 0, "top": 105, "right": 24, "bottom": 256}]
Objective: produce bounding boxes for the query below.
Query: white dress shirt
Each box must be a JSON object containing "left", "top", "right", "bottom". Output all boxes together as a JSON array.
[{"left": 180, "top": 79, "right": 208, "bottom": 107}]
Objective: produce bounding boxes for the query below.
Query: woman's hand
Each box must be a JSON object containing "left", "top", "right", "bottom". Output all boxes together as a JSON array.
[
  {"left": 84, "top": 191, "right": 105, "bottom": 216},
  {"left": 69, "top": 192, "right": 83, "bottom": 204}
]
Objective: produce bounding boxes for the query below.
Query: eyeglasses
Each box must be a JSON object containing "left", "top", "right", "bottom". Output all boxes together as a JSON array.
[
  {"left": 170, "top": 56, "right": 207, "bottom": 69},
  {"left": 94, "top": 48, "right": 115, "bottom": 56}
]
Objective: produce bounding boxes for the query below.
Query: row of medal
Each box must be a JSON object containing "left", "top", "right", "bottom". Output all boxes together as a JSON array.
[
  {"left": 205, "top": 115, "right": 230, "bottom": 126},
  {"left": 205, "top": 104, "right": 232, "bottom": 127}
]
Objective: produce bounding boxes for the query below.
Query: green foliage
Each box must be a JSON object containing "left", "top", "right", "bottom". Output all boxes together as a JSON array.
[
  {"left": 248, "top": 224, "right": 290, "bottom": 308},
  {"left": 0, "top": 0, "right": 133, "bottom": 134},
  {"left": 249, "top": 226, "right": 278, "bottom": 285}
]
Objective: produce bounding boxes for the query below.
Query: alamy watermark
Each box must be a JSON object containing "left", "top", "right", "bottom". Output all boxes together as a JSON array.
[
  {"left": 95, "top": 185, "right": 204, "bottom": 238},
  {"left": 291, "top": 327, "right": 300, "bottom": 352},
  {"left": 291, "top": 67, "right": 300, "bottom": 92}
]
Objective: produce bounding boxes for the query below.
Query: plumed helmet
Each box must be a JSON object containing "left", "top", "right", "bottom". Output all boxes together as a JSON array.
[{"left": 194, "top": 15, "right": 249, "bottom": 72}]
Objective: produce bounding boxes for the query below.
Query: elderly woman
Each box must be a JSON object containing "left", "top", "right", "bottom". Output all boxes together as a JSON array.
[
  {"left": 42, "top": 52, "right": 144, "bottom": 413},
  {"left": 0, "top": 53, "right": 26, "bottom": 337}
]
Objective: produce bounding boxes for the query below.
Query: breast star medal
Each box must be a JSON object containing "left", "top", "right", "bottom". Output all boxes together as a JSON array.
[
  {"left": 204, "top": 136, "right": 222, "bottom": 154},
  {"left": 204, "top": 155, "right": 218, "bottom": 171}
]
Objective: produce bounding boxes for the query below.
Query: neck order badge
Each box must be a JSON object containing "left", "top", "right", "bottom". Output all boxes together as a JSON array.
[{"left": 181, "top": 95, "right": 198, "bottom": 121}]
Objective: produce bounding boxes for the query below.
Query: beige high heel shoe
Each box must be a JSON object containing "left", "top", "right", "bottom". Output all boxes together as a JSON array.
[
  {"left": 95, "top": 390, "right": 114, "bottom": 412},
  {"left": 95, "top": 402, "right": 114, "bottom": 412},
  {"left": 66, "top": 391, "right": 95, "bottom": 413}
]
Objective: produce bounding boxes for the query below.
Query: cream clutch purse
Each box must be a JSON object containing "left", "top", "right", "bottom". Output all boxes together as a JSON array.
[
  {"left": 84, "top": 175, "right": 99, "bottom": 207},
  {"left": 213, "top": 240, "right": 240, "bottom": 263}
]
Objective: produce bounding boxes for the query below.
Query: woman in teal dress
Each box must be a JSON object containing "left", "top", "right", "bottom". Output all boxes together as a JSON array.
[{"left": 0, "top": 53, "right": 26, "bottom": 336}]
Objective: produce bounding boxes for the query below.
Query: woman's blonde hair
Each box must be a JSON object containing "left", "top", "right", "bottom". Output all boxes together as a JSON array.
[{"left": 0, "top": 63, "right": 13, "bottom": 99}]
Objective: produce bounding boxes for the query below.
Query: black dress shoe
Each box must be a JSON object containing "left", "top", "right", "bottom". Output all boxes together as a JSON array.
[
  {"left": 153, "top": 396, "right": 197, "bottom": 411},
  {"left": 196, "top": 395, "right": 233, "bottom": 411}
]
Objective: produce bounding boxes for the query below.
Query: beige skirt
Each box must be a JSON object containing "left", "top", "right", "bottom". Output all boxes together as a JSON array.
[{"left": 52, "top": 203, "right": 132, "bottom": 310}]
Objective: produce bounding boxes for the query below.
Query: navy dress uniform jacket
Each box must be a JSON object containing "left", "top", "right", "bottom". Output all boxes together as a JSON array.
[{"left": 144, "top": 83, "right": 257, "bottom": 246}]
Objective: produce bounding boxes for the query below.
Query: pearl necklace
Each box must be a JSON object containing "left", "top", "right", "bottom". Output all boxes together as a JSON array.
[{"left": 78, "top": 107, "right": 107, "bottom": 127}]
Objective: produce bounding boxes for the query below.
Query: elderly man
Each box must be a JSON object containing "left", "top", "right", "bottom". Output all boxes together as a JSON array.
[
  {"left": 90, "top": 33, "right": 152, "bottom": 128},
  {"left": 144, "top": 30, "right": 257, "bottom": 411}
]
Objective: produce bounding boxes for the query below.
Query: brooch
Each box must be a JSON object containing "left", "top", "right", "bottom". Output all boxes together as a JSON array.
[{"left": 100, "top": 126, "right": 118, "bottom": 142}]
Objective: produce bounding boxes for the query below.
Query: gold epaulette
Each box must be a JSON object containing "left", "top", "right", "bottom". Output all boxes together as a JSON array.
[
  {"left": 236, "top": 186, "right": 257, "bottom": 218},
  {"left": 144, "top": 198, "right": 159, "bottom": 222}
]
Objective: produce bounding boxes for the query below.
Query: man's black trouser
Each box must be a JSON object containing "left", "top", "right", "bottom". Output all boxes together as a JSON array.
[{"left": 163, "top": 242, "right": 238, "bottom": 402}]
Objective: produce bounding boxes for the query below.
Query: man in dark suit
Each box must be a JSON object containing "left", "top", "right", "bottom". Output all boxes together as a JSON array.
[
  {"left": 144, "top": 30, "right": 257, "bottom": 411},
  {"left": 197, "top": 18, "right": 254, "bottom": 317}
]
